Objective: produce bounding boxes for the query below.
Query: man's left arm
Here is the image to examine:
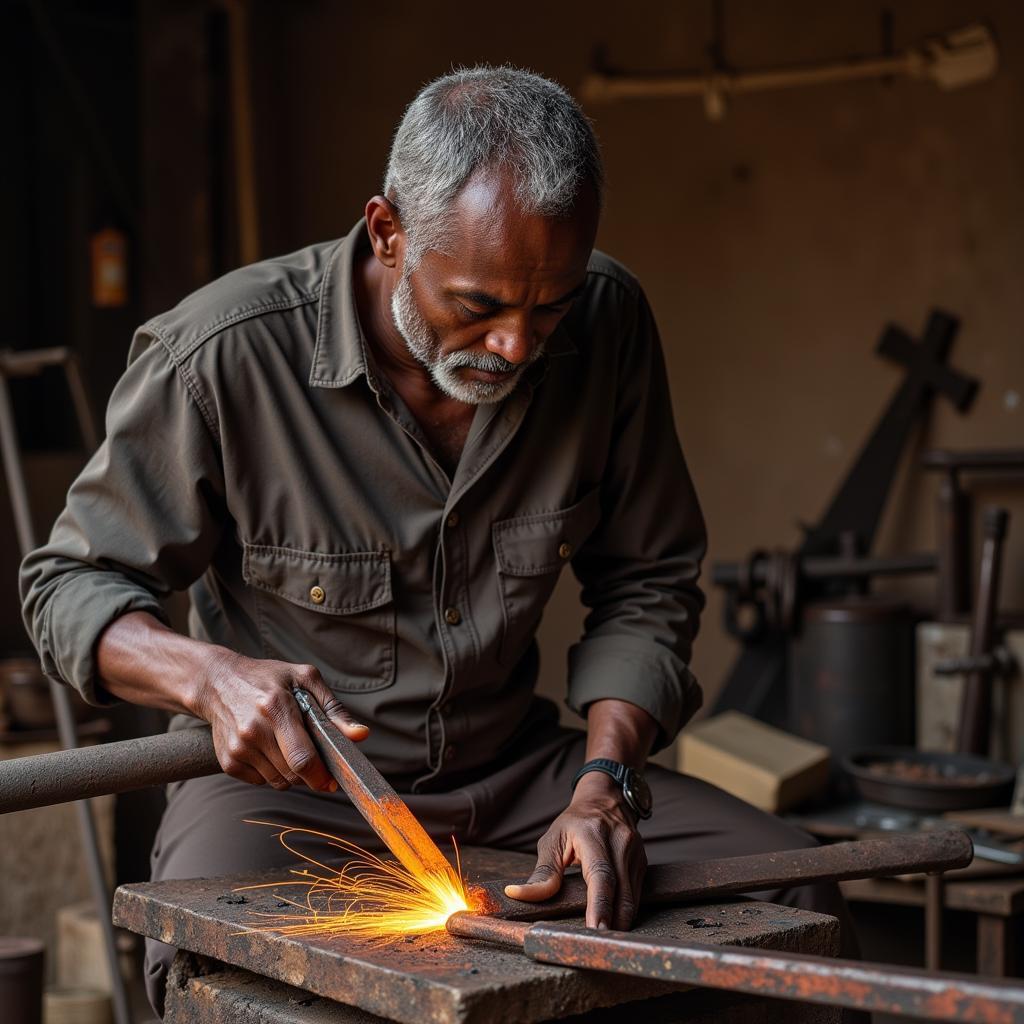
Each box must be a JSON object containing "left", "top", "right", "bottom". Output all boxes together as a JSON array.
[{"left": 507, "top": 284, "right": 707, "bottom": 929}]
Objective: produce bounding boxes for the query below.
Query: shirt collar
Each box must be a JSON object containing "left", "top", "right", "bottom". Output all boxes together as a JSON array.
[
  {"left": 309, "top": 218, "right": 578, "bottom": 391},
  {"left": 309, "top": 220, "right": 379, "bottom": 390}
]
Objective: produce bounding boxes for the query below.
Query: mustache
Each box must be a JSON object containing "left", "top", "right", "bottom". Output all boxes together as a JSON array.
[{"left": 443, "top": 351, "right": 519, "bottom": 374}]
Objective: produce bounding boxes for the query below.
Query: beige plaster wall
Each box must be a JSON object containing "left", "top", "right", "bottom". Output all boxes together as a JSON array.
[{"left": 257, "top": 1, "right": 1023, "bottom": 754}]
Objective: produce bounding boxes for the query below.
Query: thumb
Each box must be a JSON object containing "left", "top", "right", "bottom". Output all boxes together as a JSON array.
[
  {"left": 301, "top": 676, "right": 370, "bottom": 742},
  {"left": 504, "top": 844, "right": 565, "bottom": 903},
  {"left": 321, "top": 692, "right": 369, "bottom": 742}
]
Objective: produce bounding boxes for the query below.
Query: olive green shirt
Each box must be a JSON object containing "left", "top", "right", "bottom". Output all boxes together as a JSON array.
[{"left": 20, "top": 221, "right": 706, "bottom": 788}]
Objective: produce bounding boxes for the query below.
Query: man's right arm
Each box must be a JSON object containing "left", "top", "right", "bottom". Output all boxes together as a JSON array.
[
  {"left": 21, "top": 329, "right": 365, "bottom": 792},
  {"left": 98, "top": 611, "right": 366, "bottom": 791}
]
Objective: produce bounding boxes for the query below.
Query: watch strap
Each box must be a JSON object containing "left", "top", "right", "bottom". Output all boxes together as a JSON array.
[{"left": 571, "top": 758, "right": 627, "bottom": 791}]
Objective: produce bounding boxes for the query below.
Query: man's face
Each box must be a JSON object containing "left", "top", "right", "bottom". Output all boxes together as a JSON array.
[{"left": 392, "top": 172, "right": 599, "bottom": 404}]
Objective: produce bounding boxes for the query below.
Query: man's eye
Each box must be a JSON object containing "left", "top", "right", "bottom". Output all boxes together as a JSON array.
[{"left": 457, "top": 302, "right": 490, "bottom": 321}]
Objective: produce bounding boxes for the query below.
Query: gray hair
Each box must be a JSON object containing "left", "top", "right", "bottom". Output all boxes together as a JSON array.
[{"left": 384, "top": 65, "right": 603, "bottom": 267}]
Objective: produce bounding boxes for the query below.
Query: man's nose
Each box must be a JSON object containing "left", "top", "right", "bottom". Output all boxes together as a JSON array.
[{"left": 484, "top": 318, "right": 534, "bottom": 365}]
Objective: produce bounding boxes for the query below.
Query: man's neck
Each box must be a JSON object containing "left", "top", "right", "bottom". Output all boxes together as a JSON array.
[{"left": 353, "top": 247, "right": 476, "bottom": 475}]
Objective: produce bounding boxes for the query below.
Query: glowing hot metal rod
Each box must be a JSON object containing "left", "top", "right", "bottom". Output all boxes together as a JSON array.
[{"left": 292, "top": 688, "right": 463, "bottom": 892}]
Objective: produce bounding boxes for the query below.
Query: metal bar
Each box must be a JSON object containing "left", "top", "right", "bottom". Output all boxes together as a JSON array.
[
  {"left": 0, "top": 726, "right": 221, "bottom": 812},
  {"left": 926, "top": 872, "right": 944, "bottom": 972},
  {"left": 472, "top": 832, "right": 973, "bottom": 921},
  {"left": 293, "top": 689, "right": 458, "bottom": 884},
  {"left": 936, "top": 469, "right": 971, "bottom": 620},
  {"left": 518, "top": 922, "right": 1024, "bottom": 1023},
  {"left": 447, "top": 914, "right": 1024, "bottom": 1022},
  {"left": 958, "top": 508, "right": 1009, "bottom": 755},
  {"left": 0, "top": 371, "right": 133, "bottom": 1024}
]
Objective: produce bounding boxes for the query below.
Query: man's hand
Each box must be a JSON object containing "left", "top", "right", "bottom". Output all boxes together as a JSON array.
[
  {"left": 96, "top": 611, "right": 368, "bottom": 793},
  {"left": 504, "top": 771, "right": 647, "bottom": 931},
  {"left": 193, "top": 649, "right": 368, "bottom": 792}
]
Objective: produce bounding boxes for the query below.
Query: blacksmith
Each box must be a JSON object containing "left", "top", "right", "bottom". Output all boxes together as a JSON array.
[{"left": 21, "top": 66, "right": 857, "bottom": 1016}]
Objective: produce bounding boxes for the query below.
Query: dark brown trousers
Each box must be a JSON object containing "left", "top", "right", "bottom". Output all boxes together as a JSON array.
[{"left": 145, "top": 724, "right": 860, "bottom": 1019}]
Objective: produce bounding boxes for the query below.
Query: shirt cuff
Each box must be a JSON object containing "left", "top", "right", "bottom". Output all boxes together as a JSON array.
[
  {"left": 34, "top": 571, "right": 170, "bottom": 707},
  {"left": 566, "top": 634, "right": 703, "bottom": 752}
]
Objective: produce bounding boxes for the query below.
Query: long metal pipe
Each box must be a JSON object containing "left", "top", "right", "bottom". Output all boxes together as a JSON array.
[
  {"left": 447, "top": 914, "right": 1024, "bottom": 1022},
  {"left": 0, "top": 726, "right": 221, "bottom": 812}
]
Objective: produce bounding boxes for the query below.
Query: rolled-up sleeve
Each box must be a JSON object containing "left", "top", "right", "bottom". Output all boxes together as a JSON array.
[
  {"left": 566, "top": 288, "right": 707, "bottom": 750},
  {"left": 19, "top": 328, "right": 226, "bottom": 705}
]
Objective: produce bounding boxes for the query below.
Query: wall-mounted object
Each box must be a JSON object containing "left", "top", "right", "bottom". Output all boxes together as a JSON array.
[{"left": 581, "top": 22, "right": 997, "bottom": 122}]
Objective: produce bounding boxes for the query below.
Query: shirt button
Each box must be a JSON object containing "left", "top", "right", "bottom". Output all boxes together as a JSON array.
[
  {"left": 446, "top": 511, "right": 460, "bottom": 529},
  {"left": 309, "top": 585, "right": 326, "bottom": 605},
  {"left": 444, "top": 606, "right": 461, "bottom": 626},
  {"left": 444, "top": 744, "right": 457, "bottom": 762},
  {"left": 558, "top": 542, "right": 573, "bottom": 560}
]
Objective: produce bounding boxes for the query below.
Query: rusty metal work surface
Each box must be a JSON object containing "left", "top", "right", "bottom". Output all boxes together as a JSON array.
[
  {"left": 524, "top": 922, "right": 1024, "bottom": 1023},
  {"left": 472, "top": 831, "right": 973, "bottom": 921},
  {"left": 165, "top": 952, "right": 838, "bottom": 1023},
  {"left": 115, "top": 848, "right": 838, "bottom": 1024}
]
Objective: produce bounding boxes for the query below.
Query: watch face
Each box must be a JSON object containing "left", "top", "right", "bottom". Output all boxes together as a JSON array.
[{"left": 623, "top": 769, "right": 653, "bottom": 818}]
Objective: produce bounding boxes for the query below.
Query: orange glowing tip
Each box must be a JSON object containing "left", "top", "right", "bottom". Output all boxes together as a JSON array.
[{"left": 235, "top": 820, "right": 480, "bottom": 938}]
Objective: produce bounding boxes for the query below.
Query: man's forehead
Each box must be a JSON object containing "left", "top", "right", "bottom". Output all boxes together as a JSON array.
[{"left": 427, "top": 171, "right": 597, "bottom": 293}]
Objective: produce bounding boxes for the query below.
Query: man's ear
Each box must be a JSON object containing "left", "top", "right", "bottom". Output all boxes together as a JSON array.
[{"left": 364, "top": 196, "right": 404, "bottom": 270}]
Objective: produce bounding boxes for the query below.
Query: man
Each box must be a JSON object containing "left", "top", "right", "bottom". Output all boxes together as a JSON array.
[{"left": 21, "top": 66, "right": 855, "bottom": 1017}]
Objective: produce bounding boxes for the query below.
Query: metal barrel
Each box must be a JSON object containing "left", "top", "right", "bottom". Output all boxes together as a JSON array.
[{"left": 0, "top": 726, "right": 221, "bottom": 813}]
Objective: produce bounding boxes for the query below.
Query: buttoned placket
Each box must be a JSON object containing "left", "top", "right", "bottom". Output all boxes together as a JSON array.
[{"left": 417, "top": 383, "right": 537, "bottom": 789}]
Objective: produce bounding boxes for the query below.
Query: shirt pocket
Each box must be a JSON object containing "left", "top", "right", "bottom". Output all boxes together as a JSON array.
[
  {"left": 242, "top": 544, "right": 395, "bottom": 693},
  {"left": 492, "top": 488, "right": 602, "bottom": 667}
]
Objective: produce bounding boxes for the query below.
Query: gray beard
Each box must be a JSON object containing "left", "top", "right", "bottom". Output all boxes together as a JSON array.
[{"left": 390, "top": 269, "right": 542, "bottom": 405}]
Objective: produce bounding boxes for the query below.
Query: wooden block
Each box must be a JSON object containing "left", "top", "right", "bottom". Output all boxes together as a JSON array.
[
  {"left": 43, "top": 986, "right": 111, "bottom": 1024},
  {"left": 679, "top": 712, "right": 830, "bottom": 812}
]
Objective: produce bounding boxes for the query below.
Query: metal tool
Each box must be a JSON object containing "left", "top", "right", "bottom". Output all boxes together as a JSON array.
[
  {"left": 292, "top": 688, "right": 458, "bottom": 883},
  {"left": 446, "top": 913, "right": 1024, "bottom": 1023},
  {"left": 470, "top": 830, "right": 973, "bottom": 921}
]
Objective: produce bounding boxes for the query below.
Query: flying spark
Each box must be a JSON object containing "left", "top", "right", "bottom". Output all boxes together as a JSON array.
[{"left": 235, "top": 820, "right": 477, "bottom": 938}]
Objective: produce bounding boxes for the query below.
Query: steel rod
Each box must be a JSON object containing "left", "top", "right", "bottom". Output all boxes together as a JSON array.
[
  {"left": 472, "top": 831, "right": 972, "bottom": 920},
  {"left": 294, "top": 689, "right": 458, "bottom": 883},
  {"left": 0, "top": 726, "right": 221, "bottom": 812},
  {"left": 447, "top": 914, "right": 1024, "bottom": 1022},
  {"left": 957, "top": 508, "right": 1009, "bottom": 755}
]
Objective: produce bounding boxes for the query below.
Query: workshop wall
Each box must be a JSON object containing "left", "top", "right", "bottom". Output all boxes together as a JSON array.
[
  {"left": 5, "top": 1, "right": 1020, "bottom": 765},
  {"left": 240, "top": 0, "right": 1024, "bottom": 752}
]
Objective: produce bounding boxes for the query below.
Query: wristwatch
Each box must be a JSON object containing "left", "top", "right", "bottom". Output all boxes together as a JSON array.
[{"left": 571, "top": 758, "right": 653, "bottom": 820}]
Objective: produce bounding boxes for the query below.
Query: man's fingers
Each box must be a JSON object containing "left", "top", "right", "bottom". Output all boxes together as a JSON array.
[
  {"left": 272, "top": 695, "right": 338, "bottom": 793},
  {"left": 611, "top": 840, "right": 644, "bottom": 931},
  {"left": 297, "top": 668, "right": 370, "bottom": 742},
  {"left": 578, "top": 833, "right": 617, "bottom": 930},
  {"left": 504, "top": 841, "right": 565, "bottom": 902}
]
